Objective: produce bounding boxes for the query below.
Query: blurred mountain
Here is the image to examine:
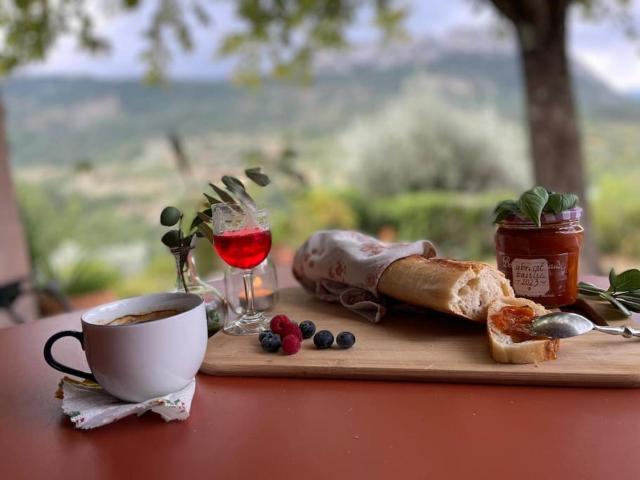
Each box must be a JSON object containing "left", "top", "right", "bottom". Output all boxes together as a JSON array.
[{"left": 4, "top": 31, "right": 640, "bottom": 167}]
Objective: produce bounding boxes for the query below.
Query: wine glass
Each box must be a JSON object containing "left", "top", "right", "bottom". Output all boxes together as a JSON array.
[{"left": 211, "top": 204, "right": 272, "bottom": 335}]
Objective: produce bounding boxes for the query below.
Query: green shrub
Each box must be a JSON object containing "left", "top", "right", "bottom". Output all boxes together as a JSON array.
[
  {"left": 344, "top": 184, "right": 640, "bottom": 263},
  {"left": 271, "top": 188, "right": 358, "bottom": 247},
  {"left": 344, "top": 190, "right": 509, "bottom": 260},
  {"left": 342, "top": 75, "right": 530, "bottom": 196},
  {"left": 273, "top": 190, "right": 357, "bottom": 245},
  {"left": 61, "top": 259, "right": 121, "bottom": 295},
  {"left": 115, "top": 253, "right": 175, "bottom": 298},
  {"left": 16, "top": 181, "right": 154, "bottom": 286},
  {"left": 593, "top": 174, "right": 640, "bottom": 258}
]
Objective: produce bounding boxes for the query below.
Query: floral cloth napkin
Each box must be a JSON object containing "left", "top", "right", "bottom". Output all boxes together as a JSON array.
[
  {"left": 55, "top": 377, "right": 196, "bottom": 430},
  {"left": 292, "top": 230, "right": 437, "bottom": 322}
]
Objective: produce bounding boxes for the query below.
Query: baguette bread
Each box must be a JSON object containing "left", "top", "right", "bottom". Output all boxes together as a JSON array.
[
  {"left": 378, "top": 256, "right": 514, "bottom": 322},
  {"left": 487, "top": 296, "right": 559, "bottom": 364}
]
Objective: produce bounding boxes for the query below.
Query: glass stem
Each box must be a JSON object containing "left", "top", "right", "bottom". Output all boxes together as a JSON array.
[{"left": 243, "top": 270, "right": 256, "bottom": 316}]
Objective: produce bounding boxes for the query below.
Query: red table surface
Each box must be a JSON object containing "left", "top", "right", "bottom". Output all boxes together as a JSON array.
[{"left": 1, "top": 274, "right": 640, "bottom": 480}]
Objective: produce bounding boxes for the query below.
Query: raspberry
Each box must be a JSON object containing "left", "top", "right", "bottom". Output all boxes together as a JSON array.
[
  {"left": 281, "top": 334, "right": 301, "bottom": 355},
  {"left": 270, "top": 315, "right": 291, "bottom": 335},
  {"left": 279, "top": 321, "right": 302, "bottom": 341}
]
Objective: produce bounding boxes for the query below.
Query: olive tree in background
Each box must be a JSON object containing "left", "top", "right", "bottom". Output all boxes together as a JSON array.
[
  {"left": 484, "top": 0, "right": 637, "bottom": 272},
  {"left": 344, "top": 76, "right": 530, "bottom": 195},
  {"left": 1, "top": 0, "right": 638, "bottom": 272}
]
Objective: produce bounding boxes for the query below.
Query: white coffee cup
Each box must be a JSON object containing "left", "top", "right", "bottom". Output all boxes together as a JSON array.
[{"left": 44, "top": 292, "right": 207, "bottom": 403}]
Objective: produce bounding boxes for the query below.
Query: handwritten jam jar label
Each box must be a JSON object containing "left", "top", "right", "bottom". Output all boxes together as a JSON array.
[
  {"left": 498, "top": 253, "right": 569, "bottom": 298},
  {"left": 511, "top": 258, "right": 549, "bottom": 296}
]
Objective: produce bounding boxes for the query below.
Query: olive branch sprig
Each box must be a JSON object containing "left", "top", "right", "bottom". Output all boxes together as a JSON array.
[
  {"left": 189, "top": 167, "right": 271, "bottom": 243},
  {"left": 578, "top": 268, "right": 640, "bottom": 317},
  {"left": 159, "top": 167, "right": 270, "bottom": 249}
]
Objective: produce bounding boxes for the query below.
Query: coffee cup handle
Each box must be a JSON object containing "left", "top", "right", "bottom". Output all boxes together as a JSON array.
[{"left": 43, "top": 331, "right": 97, "bottom": 382}]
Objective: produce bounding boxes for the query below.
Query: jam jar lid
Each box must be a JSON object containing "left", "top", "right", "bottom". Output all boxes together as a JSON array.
[{"left": 500, "top": 207, "right": 583, "bottom": 225}]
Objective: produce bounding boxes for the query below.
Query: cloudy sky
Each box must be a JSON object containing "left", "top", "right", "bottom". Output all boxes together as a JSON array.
[{"left": 21, "top": 0, "right": 640, "bottom": 93}]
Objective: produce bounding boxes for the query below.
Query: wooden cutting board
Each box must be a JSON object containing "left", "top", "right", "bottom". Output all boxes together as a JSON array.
[{"left": 200, "top": 287, "right": 640, "bottom": 387}]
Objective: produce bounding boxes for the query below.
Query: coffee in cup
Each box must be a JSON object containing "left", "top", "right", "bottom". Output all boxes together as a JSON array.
[
  {"left": 43, "top": 292, "right": 207, "bottom": 402},
  {"left": 105, "top": 309, "right": 181, "bottom": 326}
]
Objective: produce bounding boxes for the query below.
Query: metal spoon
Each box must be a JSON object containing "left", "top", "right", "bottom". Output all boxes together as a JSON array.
[{"left": 530, "top": 312, "right": 640, "bottom": 340}]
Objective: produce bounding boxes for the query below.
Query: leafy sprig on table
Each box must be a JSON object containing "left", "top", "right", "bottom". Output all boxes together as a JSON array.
[
  {"left": 160, "top": 167, "right": 271, "bottom": 249},
  {"left": 159, "top": 167, "right": 271, "bottom": 291},
  {"left": 190, "top": 167, "right": 271, "bottom": 244},
  {"left": 578, "top": 268, "right": 640, "bottom": 317},
  {"left": 493, "top": 186, "right": 579, "bottom": 227},
  {"left": 159, "top": 205, "right": 197, "bottom": 293},
  {"left": 160, "top": 206, "right": 197, "bottom": 249}
]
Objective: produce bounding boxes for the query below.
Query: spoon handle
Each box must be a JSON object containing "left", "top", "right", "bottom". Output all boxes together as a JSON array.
[{"left": 593, "top": 325, "right": 640, "bottom": 338}]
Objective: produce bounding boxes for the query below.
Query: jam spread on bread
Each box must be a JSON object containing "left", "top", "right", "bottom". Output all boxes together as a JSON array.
[{"left": 490, "top": 305, "right": 546, "bottom": 343}]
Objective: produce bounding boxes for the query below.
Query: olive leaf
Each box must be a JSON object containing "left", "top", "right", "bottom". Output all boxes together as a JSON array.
[
  {"left": 599, "top": 292, "right": 631, "bottom": 317},
  {"left": 209, "top": 183, "right": 237, "bottom": 205},
  {"left": 191, "top": 167, "right": 271, "bottom": 245},
  {"left": 615, "top": 294, "right": 640, "bottom": 312},
  {"left": 190, "top": 208, "right": 212, "bottom": 231},
  {"left": 517, "top": 186, "right": 549, "bottom": 227},
  {"left": 203, "top": 193, "right": 221, "bottom": 205},
  {"left": 196, "top": 210, "right": 212, "bottom": 223},
  {"left": 222, "top": 175, "right": 256, "bottom": 208},
  {"left": 196, "top": 223, "right": 214, "bottom": 243},
  {"left": 578, "top": 269, "right": 640, "bottom": 316},
  {"left": 190, "top": 215, "right": 204, "bottom": 231},
  {"left": 160, "top": 206, "right": 182, "bottom": 227},
  {"left": 221, "top": 175, "right": 246, "bottom": 192},
  {"left": 577, "top": 282, "right": 602, "bottom": 296},
  {"left": 245, "top": 167, "right": 271, "bottom": 186}
]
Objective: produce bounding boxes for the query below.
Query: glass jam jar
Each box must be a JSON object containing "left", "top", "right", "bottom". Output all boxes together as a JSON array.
[{"left": 495, "top": 208, "right": 583, "bottom": 308}]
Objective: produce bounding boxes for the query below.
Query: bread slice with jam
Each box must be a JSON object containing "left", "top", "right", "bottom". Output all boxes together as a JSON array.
[{"left": 487, "top": 297, "right": 560, "bottom": 364}]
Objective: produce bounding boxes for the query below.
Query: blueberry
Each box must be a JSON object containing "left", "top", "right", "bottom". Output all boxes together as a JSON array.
[
  {"left": 259, "top": 330, "right": 272, "bottom": 343},
  {"left": 261, "top": 333, "right": 281, "bottom": 353},
  {"left": 336, "top": 332, "right": 356, "bottom": 349},
  {"left": 299, "top": 320, "right": 316, "bottom": 339},
  {"left": 313, "top": 330, "right": 334, "bottom": 349}
]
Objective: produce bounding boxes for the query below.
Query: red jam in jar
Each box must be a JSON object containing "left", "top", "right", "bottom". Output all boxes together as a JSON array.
[{"left": 495, "top": 208, "right": 584, "bottom": 308}]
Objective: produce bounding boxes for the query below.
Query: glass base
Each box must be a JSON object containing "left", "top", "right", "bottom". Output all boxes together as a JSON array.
[{"left": 223, "top": 312, "right": 270, "bottom": 336}]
